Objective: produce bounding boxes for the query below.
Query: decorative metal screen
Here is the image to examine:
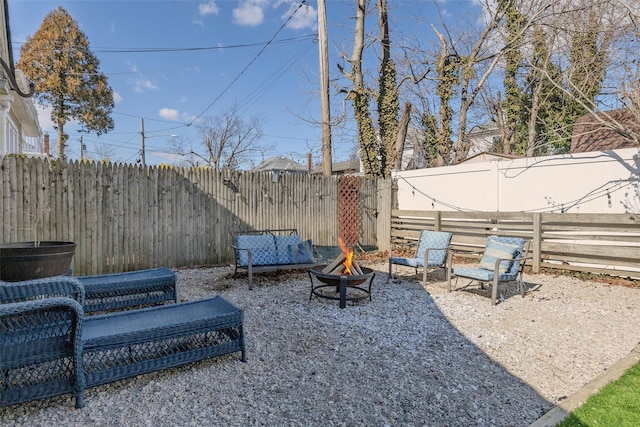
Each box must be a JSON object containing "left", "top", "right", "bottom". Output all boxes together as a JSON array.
[{"left": 338, "top": 176, "right": 361, "bottom": 247}]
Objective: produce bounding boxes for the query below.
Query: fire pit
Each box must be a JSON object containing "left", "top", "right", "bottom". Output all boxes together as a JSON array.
[{"left": 307, "top": 241, "right": 375, "bottom": 308}]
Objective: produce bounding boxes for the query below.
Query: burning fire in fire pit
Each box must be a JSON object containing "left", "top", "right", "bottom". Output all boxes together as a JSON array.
[
  {"left": 308, "top": 239, "right": 375, "bottom": 308},
  {"left": 320, "top": 238, "right": 365, "bottom": 276}
]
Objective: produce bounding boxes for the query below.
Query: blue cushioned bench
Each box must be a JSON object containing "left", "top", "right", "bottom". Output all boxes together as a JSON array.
[
  {"left": 77, "top": 267, "right": 177, "bottom": 313},
  {"left": 231, "top": 229, "right": 317, "bottom": 289},
  {"left": 0, "top": 276, "right": 246, "bottom": 409},
  {"left": 83, "top": 296, "right": 246, "bottom": 389}
]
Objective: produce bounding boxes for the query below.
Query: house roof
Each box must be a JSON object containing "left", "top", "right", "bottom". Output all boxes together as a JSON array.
[
  {"left": 252, "top": 156, "right": 307, "bottom": 173},
  {"left": 310, "top": 159, "right": 360, "bottom": 175},
  {"left": 570, "top": 108, "right": 639, "bottom": 153},
  {"left": 454, "top": 151, "right": 518, "bottom": 165}
]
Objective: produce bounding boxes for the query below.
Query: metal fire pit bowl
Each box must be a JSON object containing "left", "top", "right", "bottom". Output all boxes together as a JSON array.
[{"left": 307, "top": 264, "right": 376, "bottom": 309}]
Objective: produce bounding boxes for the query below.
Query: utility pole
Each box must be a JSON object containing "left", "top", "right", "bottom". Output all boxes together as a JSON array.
[
  {"left": 140, "top": 117, "right": 146, "bottom": 167},
  {"left": 318, "top": 0, "right": 332, "bottom": 176}
]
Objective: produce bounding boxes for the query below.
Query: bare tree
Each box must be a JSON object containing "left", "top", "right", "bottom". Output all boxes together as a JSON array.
[
  {"left": 176, "top": 105, "right": 269, "bottom": 170},
  {"left": 91, "top": 141, "right": 116, "bottom": 163}
]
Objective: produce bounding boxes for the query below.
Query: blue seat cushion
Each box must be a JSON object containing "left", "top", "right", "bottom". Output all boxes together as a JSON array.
[
  {"left": 478, "top": 239, "right": 518, "bottom": 273},
  {"left": 236, "top": 235, "right": 276, "bottom": 266},
  {"left": 390, "top": 256, "right": 423, "bottom": 268},
  {"left": 453, "top": 267, "right": 517, "bottom": 282}
]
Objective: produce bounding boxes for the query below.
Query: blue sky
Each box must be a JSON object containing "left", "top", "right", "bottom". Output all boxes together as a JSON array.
[{"left": 8, "top": 0, "right": 464, "bottom": 167}]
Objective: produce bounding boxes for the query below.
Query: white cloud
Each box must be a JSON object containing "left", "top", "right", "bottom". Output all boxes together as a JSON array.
[
  {"left": 199, "top": 1, "right": 220, "bottom": 16},
  {"left": 233, "top": 1, "right": 265, "bottom": 27},
  {"left": 113, "top": 91, "right": 123, "bottom": 104},
  {"left": 127, "top": 62, "right": 158, "bottom": 93},
  {"left": 35, "top": 104, "right": 55, "bottom": 132},
  {"left": 285, "top": 3, "right": 317, "bottom": 30},
  {"left": 158, "top": 108, "right": 180, "bottom": 121},
  {"left": 35, "top": 103, "right": 79, "bottom": 137}
]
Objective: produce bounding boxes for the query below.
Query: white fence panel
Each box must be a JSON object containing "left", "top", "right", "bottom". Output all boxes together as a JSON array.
[{"left": 395, "top": 148, "right": 640, "bottom": 213}]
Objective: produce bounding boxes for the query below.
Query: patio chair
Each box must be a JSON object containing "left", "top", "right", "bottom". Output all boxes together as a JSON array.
[
  {"left": 388, "top": 230, "right": 452, "bottom": 286},
  {"left": 447, "top": 235, "right": 531, "bottom": 305}
]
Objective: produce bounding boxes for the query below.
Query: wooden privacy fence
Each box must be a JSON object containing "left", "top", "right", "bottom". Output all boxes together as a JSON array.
[
  {"left": 1, "top": 157, "right": 388, "bottom": 276},
  {"left": 391, "top": 210, "right": 640, "bottom": 279}
]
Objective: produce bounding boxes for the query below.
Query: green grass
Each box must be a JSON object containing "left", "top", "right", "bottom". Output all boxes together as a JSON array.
[{"left": 556, "top": 359, "right": 640, "bottom": 426}]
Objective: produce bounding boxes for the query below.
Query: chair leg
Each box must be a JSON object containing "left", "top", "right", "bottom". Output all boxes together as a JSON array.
[
  {"left": 518, "top": 278, "right": 526, "bottom": 298},
  {"left": 422, "top": 267, "right": 428, "bottom": 287},
  {"left": 446, "top": 255, "right": 453, "bottom": 292},
  {"left": 491, "top": 275, "right": 499, "bottom": 305},
  {"left": 387, "top": 260, "right": 392, "bottom": 283}
]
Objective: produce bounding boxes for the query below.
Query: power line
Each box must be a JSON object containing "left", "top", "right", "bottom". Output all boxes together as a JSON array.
[{"left": 186, "top": 0, "right": 309, "bottom": 126}]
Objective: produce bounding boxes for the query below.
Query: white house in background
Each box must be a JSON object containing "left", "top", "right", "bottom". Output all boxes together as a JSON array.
[
  {"left": 0, "top": 0, "right": 43, "bottom": 157},
  {"left": 466, "top": 119, "right": 500, "bottom": 157},
  {"left": 252, "top": 155, "right": 308, "bottom": 174}
]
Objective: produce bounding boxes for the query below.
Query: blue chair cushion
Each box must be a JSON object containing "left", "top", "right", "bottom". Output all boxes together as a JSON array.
[
  {"left": 478, "top": 239, "right": 518, "bottom": 273},
  {"left": 274, "top": 235, "right": 302, "bottom": 264},
  {"left": 453, "top": 267, "right": 518, "bottom": 282},
  {"left": 390, "top": 256, "right": 423, "bottom": 268},
  {"left": 236, "top": 234, "right": 277, "bottom": 266},
  {"left": 415, "top": 231, "right": 452, "bottom": 266},
  {"left": 288, "top": 239, "right": 314, "bottom": 264}
]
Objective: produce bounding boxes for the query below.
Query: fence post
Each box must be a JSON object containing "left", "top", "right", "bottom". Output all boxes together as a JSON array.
[
  {"left": 376, "top": 178, "right": 392, "bottom": 253},
  {"left": 434, "top": 211, "right": 442, "bottom": 231},
  {"left": 532, "top": 212, "right": 541, "bottom": 273}
]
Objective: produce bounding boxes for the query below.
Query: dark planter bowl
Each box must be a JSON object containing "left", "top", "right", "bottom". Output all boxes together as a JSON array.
[{"left": 0, "top": 241, "right": 77, "bottom": 282}]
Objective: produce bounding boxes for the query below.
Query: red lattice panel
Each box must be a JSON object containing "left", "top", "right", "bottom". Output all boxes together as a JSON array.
[{"left": 338, "top": 176, "right": 361, "bottom": 247}]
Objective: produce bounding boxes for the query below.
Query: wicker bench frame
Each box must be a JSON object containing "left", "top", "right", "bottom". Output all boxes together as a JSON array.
[
  {"left": 0, "top": 277, "right": 246, "bottom": 409},
  {"left": 230, "top": 229, "right": 317, "bottom": 289},
  {"left": 77, "top": 267, "right": 177, "bottom": 313},
  {"left": 83, "top": 296, "right": 246, "bottom": 389}
]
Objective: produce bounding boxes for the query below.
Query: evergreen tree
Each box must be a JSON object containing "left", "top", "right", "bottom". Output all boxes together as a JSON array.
[{"left": 17, "top": 6, "right": 114, "bottom": 159}]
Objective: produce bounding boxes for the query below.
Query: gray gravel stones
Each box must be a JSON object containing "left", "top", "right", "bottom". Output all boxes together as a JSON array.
[{"left": 1, "top": 262, "right": 639, "bottom": 426}]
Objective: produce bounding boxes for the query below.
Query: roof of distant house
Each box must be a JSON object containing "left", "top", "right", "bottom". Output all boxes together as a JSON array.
[
  {"left": 310, "top": 159, "right": 360, "bottom": 175},
  {"left": 252, "top": 156, "right": 307, "bottom": 173},
  {"left": 455, "top": 151, "right": 518, "bottom": 165},
  {"left": 571, "top": 108, "right": 639, "bottom": 153}
]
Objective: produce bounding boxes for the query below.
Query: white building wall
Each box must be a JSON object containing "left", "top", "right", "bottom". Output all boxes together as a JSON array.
[{"left": 394, "top": 148, "right": 640, "bottom": 213}]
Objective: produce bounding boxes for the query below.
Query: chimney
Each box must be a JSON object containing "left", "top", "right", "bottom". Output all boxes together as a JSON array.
[{"left": 43, "top": 133, "right": 50, "bottom": 157}]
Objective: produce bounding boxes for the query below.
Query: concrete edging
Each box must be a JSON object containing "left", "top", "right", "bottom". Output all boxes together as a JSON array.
[{"left": 530, "top": 343, "right": 640, "bottom": 427}]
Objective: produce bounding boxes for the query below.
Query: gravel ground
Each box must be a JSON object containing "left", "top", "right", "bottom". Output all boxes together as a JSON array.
[{"left": 2, "top": 260, "right": 640, "bottom": 426}]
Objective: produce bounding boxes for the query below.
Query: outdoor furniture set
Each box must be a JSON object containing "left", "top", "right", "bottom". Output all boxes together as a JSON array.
[
  {"left": 1, "top": 228, "right": 530, "bottom": 411},
  {"left": 0, "top": 269, "right": 246, "bottom": 409}
]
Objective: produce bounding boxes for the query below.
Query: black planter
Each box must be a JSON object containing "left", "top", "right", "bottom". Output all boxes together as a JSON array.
[{"left": 0, "top": 241, "right": 77, "bottom": 282}]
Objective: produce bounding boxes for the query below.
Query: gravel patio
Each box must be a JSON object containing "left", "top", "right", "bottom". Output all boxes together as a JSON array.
[{"left": 1, "top": 259, "right": 639, "bottom": 426}]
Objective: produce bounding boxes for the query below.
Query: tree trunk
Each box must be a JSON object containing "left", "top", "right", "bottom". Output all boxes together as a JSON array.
[{"left": 393, "top": 102, "right": 412, "bottom": 170}]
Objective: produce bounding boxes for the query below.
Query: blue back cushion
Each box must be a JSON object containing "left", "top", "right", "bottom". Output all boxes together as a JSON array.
[
  {"left": 415, "top": 231, "right": 452, "bottom": 266},
  {"left": 288, "top": 239, "right": 315, "bottom": 264},
  {"left": 274, "top": 235, "right": 302, "bottom": 264},
  {"left": 478, "top": 236, "right": 523, "bottom": 273},
  {"left": 236, "top": 234, "right": 276, "bottom": 266}
]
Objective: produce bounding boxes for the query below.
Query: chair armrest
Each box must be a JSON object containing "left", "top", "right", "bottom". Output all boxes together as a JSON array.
[
  {"left": 490, "top": 255, "right": 533, "bottom": 274},
  {"left": 0, "top": 276, "right": 85, "bottom": 307},
  {"left": 229, "top": 244, "right": 253, "bottom": 266},
  {"left": 0, "top": 296, "right": 84, "bottom": 320},
  {"left": 422, "top": 246, "right": 451, "bottom": 265}
]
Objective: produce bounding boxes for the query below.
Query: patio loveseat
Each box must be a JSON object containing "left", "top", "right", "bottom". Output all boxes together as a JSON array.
[
  {"left": 0, "top": 276, "right": 246, "bottom": 409},
  {"left": 231, "top": 229, "right": 317, "bottom": 289}
]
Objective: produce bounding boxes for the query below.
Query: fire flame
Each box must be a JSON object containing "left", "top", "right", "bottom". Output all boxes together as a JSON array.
[{"left": 339, "top": 237, "right": 354, "bottom": 275}]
